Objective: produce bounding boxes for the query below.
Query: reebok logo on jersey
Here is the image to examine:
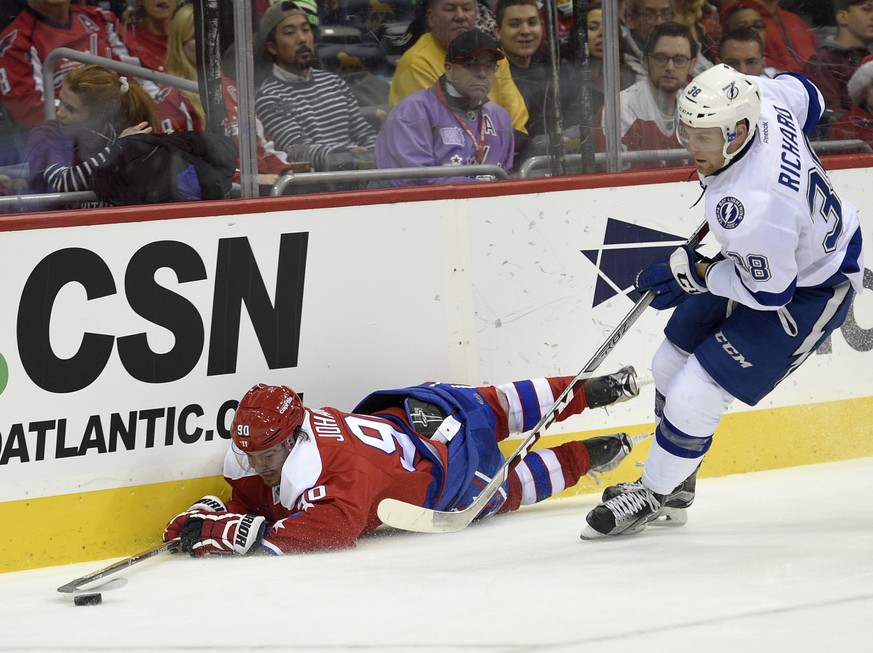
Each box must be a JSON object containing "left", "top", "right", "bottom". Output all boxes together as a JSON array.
[{"left": 715, "top": 197, "right": 744, "bottom": 229}]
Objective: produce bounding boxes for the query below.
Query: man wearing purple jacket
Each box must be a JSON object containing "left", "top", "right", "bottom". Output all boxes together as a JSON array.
[{"left": 375, "top": 30, "right": 515, "bottom": 187}]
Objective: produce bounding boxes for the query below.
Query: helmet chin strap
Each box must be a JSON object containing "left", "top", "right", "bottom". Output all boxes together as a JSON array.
[{"left": 720, "top": 121, "right": 749, "bottom": 167}]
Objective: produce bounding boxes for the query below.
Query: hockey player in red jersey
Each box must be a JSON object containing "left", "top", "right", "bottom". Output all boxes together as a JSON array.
[
  {"left": 0, "top": 0, "right": 144, "bottom": 127},
  {"left": 164, "top": 368, "right": 641, "bottom": 555}
]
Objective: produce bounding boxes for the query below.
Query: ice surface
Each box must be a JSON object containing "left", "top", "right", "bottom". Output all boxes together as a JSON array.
[{"left": 2, "top": 458, "right": 872, "bottom": 652}]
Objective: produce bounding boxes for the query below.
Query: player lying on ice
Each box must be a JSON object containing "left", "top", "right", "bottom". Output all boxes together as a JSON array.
[
  {"left": 164, "top": 368, "right": 641, "bottom": 555},
  {"left": 581, "top": 64, "right": 863, "bottom": 539}
]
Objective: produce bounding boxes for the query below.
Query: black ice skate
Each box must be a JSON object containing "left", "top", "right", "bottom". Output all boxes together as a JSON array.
[
  {"left": 584, "top": 366, "right": 640, "bottom": 408},
  {"left": 580, "top": 482, "right": 664, "bottom": 539},
  {"left": 600, "top": 468, "right": 698, "bottom": 526},
  {"left": 584, "top": 433, "right": 634, "bottom": 474}
]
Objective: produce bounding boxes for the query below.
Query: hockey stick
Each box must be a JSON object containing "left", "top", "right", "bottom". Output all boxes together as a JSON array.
[
  {"left": 377, "top": 220, "right": 709, "bottom": 533},
  {"left": 57, "top": 540, "right": 179, "bottom": 594}
]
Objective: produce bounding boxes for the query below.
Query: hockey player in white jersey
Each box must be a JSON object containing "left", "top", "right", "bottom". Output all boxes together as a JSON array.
[{"left": 581, "top": 64, "right": 865, "bottom": 539}]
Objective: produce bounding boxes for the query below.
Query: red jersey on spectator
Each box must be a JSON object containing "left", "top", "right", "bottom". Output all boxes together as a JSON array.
[
  {"left": 803, "top": 38, "right": 871, "bottom": 116},
  {"left": 596, "top": 79, "right": 682, "bottom": 169},
  {"left": 0, "top": 4, "right": 141, "bottom": 126},
  {"left": 121, "top": 23, "right": 168, "bottom": 73},
  {"left": 829, "top": 104, "right": 873, "bottom": 145}
]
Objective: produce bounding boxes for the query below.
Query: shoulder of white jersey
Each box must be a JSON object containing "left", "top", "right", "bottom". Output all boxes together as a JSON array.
[
  {"left": 756, "top": 73, "right": 824, "bottom": 135},
  {"left": 278, "top": 411, "right": 324, "bottom": 511}
]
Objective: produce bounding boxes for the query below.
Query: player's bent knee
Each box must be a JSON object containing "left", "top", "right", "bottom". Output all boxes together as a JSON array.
[
  {"left": 663, "top": 354, "right": 735, "bottom": 437},
  {"left": 652, "top": 339, "right": 690, "bottom": 393}
]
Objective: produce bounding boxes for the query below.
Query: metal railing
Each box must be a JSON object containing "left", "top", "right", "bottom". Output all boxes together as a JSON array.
[
  {"left": 517, "top": 140, "right": 873, "bottom": 178},
  {"left": 0, "top": 190, "right": 99, "bottom": 211},
  {"left": 270, "top": 165, "right": 511, "bottom": 195},
  {"left": 43, "top": 48, "right": 198, "bottom": 120}
]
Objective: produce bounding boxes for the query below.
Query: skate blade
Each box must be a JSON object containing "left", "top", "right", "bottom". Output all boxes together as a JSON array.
[
  {"left": 580, "top": 521, "right": 649, "bottom": 540},
  {"left": 652, "top": 507, "right": 688, "bottom": 526}
]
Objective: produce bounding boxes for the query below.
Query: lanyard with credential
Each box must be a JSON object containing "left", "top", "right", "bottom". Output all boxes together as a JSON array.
[{"left": 434, "top": 82, "right": 487, "bottom": 163}]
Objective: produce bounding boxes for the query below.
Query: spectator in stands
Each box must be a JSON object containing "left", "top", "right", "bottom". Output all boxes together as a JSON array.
[
  {"left": 389, "top": 0, "right": 529, "bottom": 133},
  {"left": 598, "top": 21, "right": 697, "bottom": 168},
  {"left": 718, "top": 1, "right": 816, "bottom": 73},
  {"left": 495, "top": 0, "right": 568, "bottom": 142},
  {"left": 584, "top": 0, "right": 644, "bottom": 109},
  {"left": 255, "top": 2, "right": 376, "bottom": 172},
  {"left": 374, "top": 29, "right": 514, "bottom": 186},
  {"left": 830, "top": 53, "right": 873, "bottom": 146},
  {"left": 673, "top": 0, "right": 717, "bottom": 75},
  {"left": 0, "top": 0, "right": 145, "bottom": 128},
  {"left": 157, "top": 3, "right": 296, "bottom": 188},
  {"left": 803, "top": 0, "right": 873, "bottom": 118},
  {"left": 719, "top": 24, "right": 774, "bottom": 76},
  {"left": 122, "top": 0, "right": 180, "bottom": 73},
  {"left": 622, "top": 0, "right": 677, "bottom": 81},
  {"left": 25, "top": 63, "right": 155, "bottom": 196}
]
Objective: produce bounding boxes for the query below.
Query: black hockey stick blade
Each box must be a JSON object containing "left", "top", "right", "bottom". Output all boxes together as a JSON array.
[
  {"left": 57, "top": 540, "right": 178, "bottom": 594},
  {"left": 377, "top": 220, "right": 709, "bottom": 534}
]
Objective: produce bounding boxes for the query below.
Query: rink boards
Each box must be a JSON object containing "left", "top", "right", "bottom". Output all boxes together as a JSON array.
[{"left": 1, "top": 165, "right": 870, "bottom": 572}]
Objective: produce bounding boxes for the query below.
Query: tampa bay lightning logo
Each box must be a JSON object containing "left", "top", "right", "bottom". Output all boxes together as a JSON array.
[
  {"left": 715, "top": 196, "right": 744, "bottom": 229},
  {"left": 724, "top": 81, "right": 739, "bottom": 101}
]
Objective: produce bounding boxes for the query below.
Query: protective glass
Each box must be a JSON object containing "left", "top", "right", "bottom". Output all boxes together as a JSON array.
[{"left": 232, "top": 439, "right": 292, "bottom": 475}]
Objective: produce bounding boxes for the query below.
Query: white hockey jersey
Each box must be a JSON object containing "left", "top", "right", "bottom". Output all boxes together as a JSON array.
[{"left": 701, "top": 74, "right": 864, "bottom": 311}]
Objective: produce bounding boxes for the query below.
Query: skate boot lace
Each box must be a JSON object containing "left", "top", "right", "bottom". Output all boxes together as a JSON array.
[{"left": 607, "top": 487, "right": 660, "bottom": 521}]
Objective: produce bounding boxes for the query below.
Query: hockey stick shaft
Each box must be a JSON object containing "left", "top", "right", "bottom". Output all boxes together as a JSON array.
[
  {"left": 377, "top": 219, "right": 709, "bottom": 534},
  {"left": 57, "top": 540, "right": 178, "bottom": 593}
]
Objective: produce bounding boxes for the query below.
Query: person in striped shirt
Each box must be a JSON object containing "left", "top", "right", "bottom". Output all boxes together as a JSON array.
[{"left": 253, "top": 3, "right": 376, "bottom": 172}]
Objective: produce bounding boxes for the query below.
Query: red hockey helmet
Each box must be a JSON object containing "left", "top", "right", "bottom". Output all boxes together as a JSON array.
[{"left": 231, "top": 384, "right": 305, "bottom": 453}]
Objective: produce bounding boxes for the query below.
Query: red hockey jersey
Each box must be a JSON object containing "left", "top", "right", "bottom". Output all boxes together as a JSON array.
[
  {"left": 0, "top": 5, "right": 140, "bottom": 126},
  {"left": 224, "top": 405, "right": 445, "bottom": 553}
]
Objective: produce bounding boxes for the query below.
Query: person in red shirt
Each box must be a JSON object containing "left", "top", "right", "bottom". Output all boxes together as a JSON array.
[
  {"left": 803, "top": 0, "right": 873, "bottom": 118},
  {"left": 164, "top": 368, "right": 642, "bottom": 555},
  {"left": 597, "top": 21, "right": 697, "bottom": 169},
  {"left": 121, "top": 0, "right": 180, "bottom": 73},
  {"left": 718, "top": 0, "right": 816, "bottom": 73},
  {"left": 0, "top": 0, "right": 144, "bottom": 127}
]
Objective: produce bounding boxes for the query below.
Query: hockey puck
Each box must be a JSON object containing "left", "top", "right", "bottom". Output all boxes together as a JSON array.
[{"left": 73, "top": 593, "right": 102, "bottom": 606}]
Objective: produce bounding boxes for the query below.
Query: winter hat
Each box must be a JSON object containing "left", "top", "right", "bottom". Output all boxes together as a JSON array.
[
  {"left": 271, "top": 0, "right": 319, "bottom": 25},
  {"left": 847, "top": 54, "right": 873, "bottom": 107},
  {"left": 256, "top": 2, "right": 315, "bottom": 62}
]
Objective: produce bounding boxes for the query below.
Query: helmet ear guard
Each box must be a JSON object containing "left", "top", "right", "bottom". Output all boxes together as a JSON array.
[{"left": 677, "top": 64, "right": 761, "bottom": 167}]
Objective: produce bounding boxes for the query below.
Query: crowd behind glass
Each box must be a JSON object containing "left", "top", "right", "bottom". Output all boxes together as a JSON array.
[{"left": 0, "top": 0, "right": 871, "bottom": 208}]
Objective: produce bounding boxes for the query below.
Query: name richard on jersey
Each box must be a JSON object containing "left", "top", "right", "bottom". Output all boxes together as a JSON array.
[{"left": 774, "top": 105, "right": 802, "bottom": 193}]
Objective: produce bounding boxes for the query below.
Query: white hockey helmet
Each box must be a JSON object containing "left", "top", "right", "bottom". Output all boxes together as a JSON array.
[{"left": 677, "top": 64, "right": 761, "bottom": 166}]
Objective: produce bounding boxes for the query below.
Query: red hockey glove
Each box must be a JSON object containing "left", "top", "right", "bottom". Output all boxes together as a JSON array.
[
  {"left": 162, "top": 495, "right": 228, "bottom": 543},
  {"left": 179, "top": 513, "right": 267, "bottom": 556}
]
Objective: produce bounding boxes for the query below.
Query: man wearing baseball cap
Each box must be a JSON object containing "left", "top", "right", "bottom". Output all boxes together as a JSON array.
[
  {"left": 375, "top": 29, "right": 515, "bottom": 186},
  {"left": 388, "top": 0, "right": 528, "bottom": 133}
]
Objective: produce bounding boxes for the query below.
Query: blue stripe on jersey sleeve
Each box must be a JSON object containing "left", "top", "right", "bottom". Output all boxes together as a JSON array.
[
  {"left": 514, "top": 380, "right": 541, "bottom": 431},
  {"left": 745, "top": 275, "right": 798, "bottom": 308},
  {"left": 775, "top": 72, "right": 824, "bottom": 134}
]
